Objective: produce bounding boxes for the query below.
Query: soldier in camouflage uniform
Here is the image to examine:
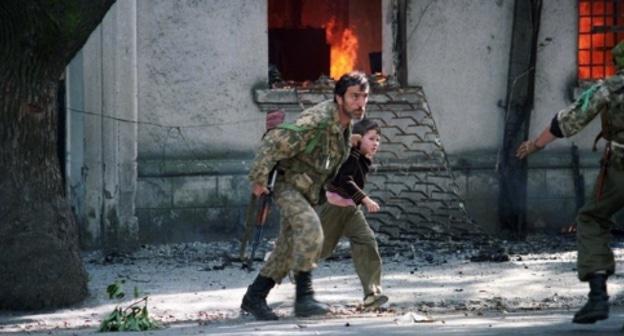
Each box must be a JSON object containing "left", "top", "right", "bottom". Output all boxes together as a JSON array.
[
  {"left": 516, "top": 40, "right": 624, "bottom": 325},
  {"left": 241, "top": 71, "right": 370, "bottom": 320}
]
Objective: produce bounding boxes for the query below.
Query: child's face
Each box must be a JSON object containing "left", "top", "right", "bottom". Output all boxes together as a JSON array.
[{"left": 359, "top": 129, "right": 381, "bottom": 157}]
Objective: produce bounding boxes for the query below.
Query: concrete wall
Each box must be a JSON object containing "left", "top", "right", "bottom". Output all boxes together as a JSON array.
[
  {"left": 136, "top": 0, "right": 267, "bottom": 159},
  {"left": 406, "top": 0, "right": 514, "bottom": 155},
  {"left": 134, "top": 0, "right": 268, "bottom": 243},
  {"left": 381, "top": 0, "right": 396, "bottom": 76},
  {"left": 66, "top": 0, "right": 138, "bottom": 250},
  {"left": 405, "top": 0, "right": 514, "bottom": 233},
  {"left": 527, "top": 0, "right": 603, "bottom": 232},
  {"left": 404, "top": 0, "right": 606, "bottom": 234},
  {"left": 533, "top": 0, "right": 599, "bottom": 151}
]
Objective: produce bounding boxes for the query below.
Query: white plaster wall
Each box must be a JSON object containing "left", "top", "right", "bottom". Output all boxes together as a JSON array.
[
  {"left": 65, "top": 0, "right": 139, "bottom": 248},
  {"left": 406, "top": 0, "right": 514, "bottom": 154},
  {"left": 81, "top": 25, "right": 104, "bottom": 245},
  {"left": 533, "top": 0, "right": 599, "bottom": 151},
  {"left": 382, "top": 0, "right": 395, "bottom": 76},
  {"left": 137, "top": 0, "right": 268, "bottom": 159}
]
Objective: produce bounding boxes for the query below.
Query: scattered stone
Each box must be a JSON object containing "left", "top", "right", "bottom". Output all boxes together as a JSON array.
[
  {"left": 394, "top": 312, "right": 433, "bottom": 325},
  {"left": 470, "top": 253, "right": 510, "bottom": 263}
]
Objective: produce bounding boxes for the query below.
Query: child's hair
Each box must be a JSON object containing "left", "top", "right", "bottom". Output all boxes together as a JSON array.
[{"left": 352, "top": 118, "right": 380, "bottom": 136}]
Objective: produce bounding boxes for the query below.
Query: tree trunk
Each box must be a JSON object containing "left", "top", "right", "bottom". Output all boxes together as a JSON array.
[{"left": 0, "top": 0, "right": 115, "bottom": 310}]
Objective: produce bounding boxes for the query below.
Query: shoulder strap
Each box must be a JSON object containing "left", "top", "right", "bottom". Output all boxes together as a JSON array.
[{"left": 592, "top": 105, "right": 611, "bottom": 152}]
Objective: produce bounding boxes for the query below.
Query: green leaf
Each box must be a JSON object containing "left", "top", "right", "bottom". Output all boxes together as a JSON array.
[
  {"left": 106, "top": 281, "right": 126, "bottom": 300},
  {"left": 98, "top": 287, "right": 159, "bottom": 332}
]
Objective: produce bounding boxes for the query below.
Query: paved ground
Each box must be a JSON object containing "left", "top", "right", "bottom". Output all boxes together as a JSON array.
[
  {"left": 9, "top": 309, "right": 624, "bottom": 335},
  {"left": 2, "top": 237, "right": 624, "bottom": 335}
]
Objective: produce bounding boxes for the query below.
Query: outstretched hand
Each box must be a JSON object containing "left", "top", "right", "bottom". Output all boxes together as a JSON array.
[{"left": 515, "top": 140, "right": 543, "bottom": 160}]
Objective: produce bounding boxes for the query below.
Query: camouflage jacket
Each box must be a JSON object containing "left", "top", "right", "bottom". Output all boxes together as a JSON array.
[
  {"left": 557, "top": 71, "right": 624, "bottom": 158},
  {"left": 248, "top": 100, "right": 352, "bottom": 205}
]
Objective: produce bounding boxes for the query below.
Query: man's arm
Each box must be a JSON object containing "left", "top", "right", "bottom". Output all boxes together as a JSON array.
[
  {"left": 515, "top": 123, "right": 558, "bottom": 159},
  {"left": 516, "top": 82, "right": 609, "bottom": 159},
  {"left": 248, "top": 127, "right": 308, "bottom": 194},
  {"left": 557, "top": 83, "right": 609, "bottom": 137}
]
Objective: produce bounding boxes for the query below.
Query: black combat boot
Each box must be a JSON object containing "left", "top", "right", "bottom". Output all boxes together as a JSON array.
[
  {"left": 241, "top": 275, "right": 279, "bottom": 320},
  {"left": 294, "top": 271, "right": 330, "bottom": 317},
  {"left": 573, "top": 273, "right": 609, "bottom": 324}
]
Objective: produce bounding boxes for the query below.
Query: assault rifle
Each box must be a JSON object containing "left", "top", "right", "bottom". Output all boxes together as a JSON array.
[
  {"left": 239, "top": 109, "right": 284, "bottom": 271},
  {"left": 241, "top": 169, "right": 278, "bottom": 271}
]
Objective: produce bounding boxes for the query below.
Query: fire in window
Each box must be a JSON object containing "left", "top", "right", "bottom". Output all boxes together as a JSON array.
[
  {"left": 578, "top": 0, "right": 624, "bottom": 80},
  {"left": 268, "top": 0, "right": 382, "bottom": 83}
]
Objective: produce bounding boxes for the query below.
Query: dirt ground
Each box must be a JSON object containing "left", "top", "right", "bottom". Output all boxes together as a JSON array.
[{"left": 1, "top": 235, "right": 624, "bottom": 335}]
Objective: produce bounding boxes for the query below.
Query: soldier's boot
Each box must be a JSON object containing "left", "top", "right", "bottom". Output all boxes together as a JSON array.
[
  {"left": 294, "top": 271, "right": 330, "bottom": 317},
  {"left": 241, "top": 275, "right": 279, "bottom": 320},
  {"left": 573, "top": 273, "right": 609, "bottom": 324}
]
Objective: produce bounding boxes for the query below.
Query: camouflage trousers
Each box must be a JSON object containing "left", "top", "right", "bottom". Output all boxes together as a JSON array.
[
  {"left": 577, "top": 164, "right": 624, "bottom": 281},
  {"left": 259, "top": 182, "right": 324, "bottom": 283},
  {"left": 318, "top": 202, "right": 383, "bottom": 298}
]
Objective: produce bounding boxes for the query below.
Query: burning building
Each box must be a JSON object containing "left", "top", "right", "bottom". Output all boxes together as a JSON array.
[
  {"left": 267, "top": 0, "right": 381, "bottom": 81},
  {"left": 63, "top": 0, "right": 620, "bottom": 249}
]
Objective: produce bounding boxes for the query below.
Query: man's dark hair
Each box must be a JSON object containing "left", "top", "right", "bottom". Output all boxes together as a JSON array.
[
  {"left": 352, "top": 118, "right": 380, "bottom": 136},
  {"left": 334, "top": 71, "right": 369, "bottom": 102}
]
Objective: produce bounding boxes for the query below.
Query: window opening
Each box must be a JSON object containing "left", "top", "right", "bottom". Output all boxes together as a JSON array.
[
  {"left": 578, "top": 0, "right": 624, "bottom": 80},
  {"left": 268, "top": 0, "right": 382, "bottom": 83}
]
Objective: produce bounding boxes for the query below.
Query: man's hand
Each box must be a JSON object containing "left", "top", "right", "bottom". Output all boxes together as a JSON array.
[
  {"left": 252, "top": 183, "right": 269, "bottom": 197},
  {"left": 515, "top": 140, "right": 544, "bottom": 159},
  {"left": 362, "top": 197, "right": 380, "bottom": 213},
  {"left": 266, "top": 109, "right": 285, "bottom": 130},
  {"left": 350, "top": 134, "right": 362, "bottom": 147}
]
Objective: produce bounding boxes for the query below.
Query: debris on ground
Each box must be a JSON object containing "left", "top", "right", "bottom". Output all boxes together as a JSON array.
[{"left": 394, "top": 312, "right": 434, "bottom": 324}]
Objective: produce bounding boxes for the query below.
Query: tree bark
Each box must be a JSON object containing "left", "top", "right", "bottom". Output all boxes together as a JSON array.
[{"left": 0, "top": 0, "right": 115, "bottom": 310}]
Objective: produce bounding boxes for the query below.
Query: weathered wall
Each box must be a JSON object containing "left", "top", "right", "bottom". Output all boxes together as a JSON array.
[
  {"left": 406, "top": 0, "right": 514, "bottom": 154},
  {"left": 134, "top": 0, "right": 267, "bottom": 243},
  {"left": 533, "top": 0, "right": 593, "bottom": 149},
  {"left": 136, "top": 0, "right": 267, "bottom": 159},
  {"left": 405, "top": 0, "right": 514, "bottom": 233},
  {"left": 66, "top": 0, "right": 139, "bottom": 249},
  {"left": 404, "top": 0, "right": 604, "bottom": 234},
  {"left": 527, "top": 0, "right": 604, "bottom": 232}
]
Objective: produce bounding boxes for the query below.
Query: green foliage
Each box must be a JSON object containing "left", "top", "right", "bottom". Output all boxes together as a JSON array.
[
  {"left": 99, "top": 280, "right": 160, "bottom": 332},
  {"left": 106, "top": 280, "right": 125, "bottom": 299}
]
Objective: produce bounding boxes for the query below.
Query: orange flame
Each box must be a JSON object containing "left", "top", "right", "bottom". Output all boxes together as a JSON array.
[{"left": 325, "top": 17, "right": 359, "bottom": 79}]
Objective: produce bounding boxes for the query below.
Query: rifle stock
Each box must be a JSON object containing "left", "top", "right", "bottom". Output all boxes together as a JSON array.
[
  {"left": 241, "top": 169, "right": 278, "bottom": 271},
  {"left": 239, "top": 194, "right": 258, "bottom": 261}
]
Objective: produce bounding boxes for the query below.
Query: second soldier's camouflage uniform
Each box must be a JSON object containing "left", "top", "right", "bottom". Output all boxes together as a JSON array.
[
  {"left": 515, "top": 41, "right": 624, "bottom": 325},
  {"left": 248, "top": 100, "right": 351, "bottom": 282},
  {"left": 552, "top": 71, "right": 624, "bottom": 281}
]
